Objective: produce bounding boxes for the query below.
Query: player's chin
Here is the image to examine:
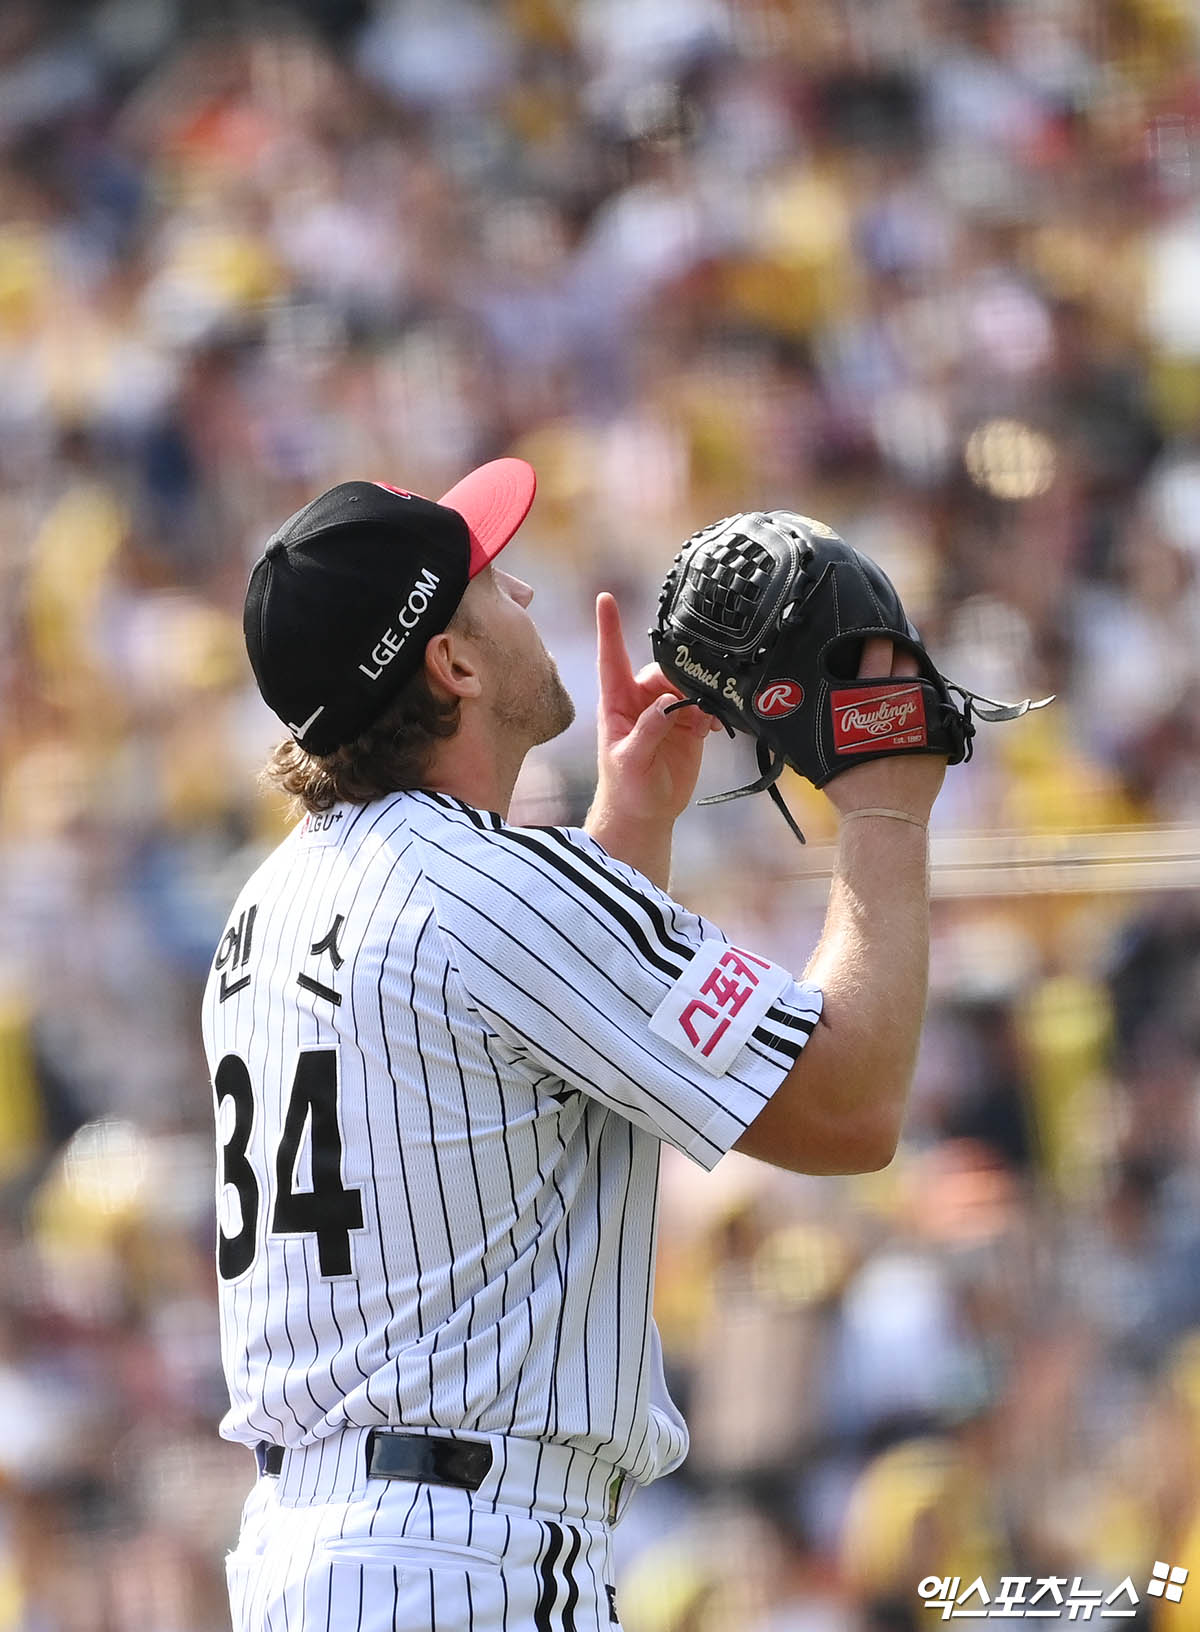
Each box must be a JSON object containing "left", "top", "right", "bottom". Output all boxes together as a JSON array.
[
  {"left": 520, "top": 658, "right": 575, "bottom": 746},
  {"left": 536, "top": 675, "right": 576, "bottom": 744}
]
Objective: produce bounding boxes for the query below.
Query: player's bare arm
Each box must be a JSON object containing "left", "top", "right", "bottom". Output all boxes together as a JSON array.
[{"left": 734, "top": 645, "right": 945, "bottom": 1175}]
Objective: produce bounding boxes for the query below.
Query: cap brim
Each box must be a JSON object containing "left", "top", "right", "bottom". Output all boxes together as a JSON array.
[{"left": 439, "top": 458, "right": 536, "bottom": 578}]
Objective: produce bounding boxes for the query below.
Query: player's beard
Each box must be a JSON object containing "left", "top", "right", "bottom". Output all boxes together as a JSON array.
[
  {"left": 492, "top": 645, "right": 576, "bottom": 747},
  {"left": 456, "top": 596, "right": 575, "bottom": 751}
]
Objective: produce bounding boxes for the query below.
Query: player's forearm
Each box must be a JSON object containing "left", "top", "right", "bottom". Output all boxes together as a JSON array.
[
  {"left": 583, "top": 803, "right": 674, "bottom": 892},
  {"left": 735, "top": 809, "right": 931, "bottom": 1173},
  {"left": 803, "top": 814, "right": 931, "bottom": 1153}
]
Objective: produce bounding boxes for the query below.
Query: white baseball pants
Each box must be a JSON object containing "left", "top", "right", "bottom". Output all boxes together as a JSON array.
[{"left": 225, "top": 1427, "right": 628, "bottom": 1631}]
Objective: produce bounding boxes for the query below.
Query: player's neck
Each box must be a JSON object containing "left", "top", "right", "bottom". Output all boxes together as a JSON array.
[{"left": 420, "top": 713, "right": 525, "bottom": 820}]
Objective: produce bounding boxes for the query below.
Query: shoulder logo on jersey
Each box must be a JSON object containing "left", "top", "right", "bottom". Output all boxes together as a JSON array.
[
  {"left": 648, "top": 939, "right": 792, "bottom": 1075},
  {"left": 299, "top": 808, "right": 346, "bottom": 847}
]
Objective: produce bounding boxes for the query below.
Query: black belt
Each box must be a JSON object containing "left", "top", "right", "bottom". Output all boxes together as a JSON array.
[{"left": 256, "top": 1431, "right": 494, "bottom": 1492}]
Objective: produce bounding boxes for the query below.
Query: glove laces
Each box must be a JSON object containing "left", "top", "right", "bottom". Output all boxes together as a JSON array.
[
  {"left": 666, "top": 681, "right": 1053, "bottom": 846},
  {"left": 664, "top": 700, "right": 807, "bottom": 843}
]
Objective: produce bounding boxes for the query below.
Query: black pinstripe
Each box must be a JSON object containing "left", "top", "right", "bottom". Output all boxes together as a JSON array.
[
  {"left": 576, "top": 1110, "right": 600, "bottom": 1434},
  {"left": 248, "top": 848, "right": 311, "bottom": 1436},
  {"left": 412, "top": 916, "right": 460, "bottom": 1426},
  {"left": 378, "top": 897, "right": 433, "bottom": 1335},
  {"left": 275, "top": 850, "right": 325, "bottom": 1434},
  {"left": 537, "top": 1117, "right": 571, "bottom": 1443},
  {"left": 560, "top": 1525, "right": 583, "bottom": 1631},
  {"left": 581, "top": 1532, "right": 606, "bottom": 1629},
  {"left": 501, "top": 1515, "right": 512, "bottom": 1632},
  {"left": 346, "top": 845, "right": 416, "bottom": 1404},
  {"left": 596, "top": 1122, "right": 636, "bottom": 1463},
  {"left": 507, "top": 800, "right": 824, "bottom": 1063},
  {"left": 534, "top": 1522, "right": 565, "bottom": 1631},
  {"left": 314, "top": 805, "right": 406, "bottom": 1390},
  {"left": 442, "top": 958, "right": 489, "bottom": 1426}
]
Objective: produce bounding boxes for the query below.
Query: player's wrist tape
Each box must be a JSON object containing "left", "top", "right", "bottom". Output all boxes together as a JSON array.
[{"left": 838, "top": 807, "right": 929, "bottom": 829}]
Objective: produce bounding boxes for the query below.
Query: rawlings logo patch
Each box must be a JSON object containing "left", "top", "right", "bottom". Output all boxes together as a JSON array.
[
  {"left": 754, "top": 680, "right": 804, "bottom": 718},
  {"left": 831, "top": 684, "right": 927, "bottom": 753}
]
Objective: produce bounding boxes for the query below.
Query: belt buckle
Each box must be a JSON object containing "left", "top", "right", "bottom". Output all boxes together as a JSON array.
[{"left": 605, "top": 1471, "right": 627, "bottom": 1525}]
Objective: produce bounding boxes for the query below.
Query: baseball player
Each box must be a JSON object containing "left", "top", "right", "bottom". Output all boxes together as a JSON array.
[{"left": 202, "top": 459, "right": 945, "bottom": 1631}]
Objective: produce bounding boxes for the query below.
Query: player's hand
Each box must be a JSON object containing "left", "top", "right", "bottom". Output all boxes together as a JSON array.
[
  {"left": 823, "top": 637, "right": 947, "bottom": 822},
  {"left": 592, "top": 591, "right": 720, "bottom": 828}
]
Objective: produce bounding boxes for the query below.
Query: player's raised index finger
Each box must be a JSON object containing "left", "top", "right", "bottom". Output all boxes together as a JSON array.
[{"left": 595, "top": 592, "right": 639, "bottom": 708}]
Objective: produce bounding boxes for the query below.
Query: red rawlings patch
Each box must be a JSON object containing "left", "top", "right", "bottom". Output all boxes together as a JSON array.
[
  {"left": 831, "top": 684, "right": 927, "bottom": 754},
  {"left": 754, "top": 679, "right": 805, "bottom": 718}
]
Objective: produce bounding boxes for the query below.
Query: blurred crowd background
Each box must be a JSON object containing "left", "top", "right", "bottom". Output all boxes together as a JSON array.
[{"left": 1, "top": 0, "right": 1200, "bottom": 1626}]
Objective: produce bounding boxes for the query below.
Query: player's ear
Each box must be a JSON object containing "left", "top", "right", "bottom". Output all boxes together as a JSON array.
[{"left": 424, "top": 628, "right": 483, "bottom": 701}]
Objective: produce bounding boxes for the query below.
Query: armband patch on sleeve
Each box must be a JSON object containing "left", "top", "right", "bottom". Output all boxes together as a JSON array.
[{"left": 648, "top": 941, "right": 793, "bottom": 1076}]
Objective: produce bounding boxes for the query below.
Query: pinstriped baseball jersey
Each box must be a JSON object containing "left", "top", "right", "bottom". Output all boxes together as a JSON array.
[{"left": 201, "top": 789, "right": 822, "bottom": 1485}]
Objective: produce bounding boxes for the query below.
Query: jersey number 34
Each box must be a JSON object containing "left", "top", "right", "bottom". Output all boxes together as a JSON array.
[{"left": 214, "top": 1047, "right": 364, "bottom": 1281}]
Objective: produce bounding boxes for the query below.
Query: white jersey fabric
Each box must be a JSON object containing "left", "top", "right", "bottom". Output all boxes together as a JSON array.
[{"left": 201, "top": 789, "right": 822, "bottom": 1491}]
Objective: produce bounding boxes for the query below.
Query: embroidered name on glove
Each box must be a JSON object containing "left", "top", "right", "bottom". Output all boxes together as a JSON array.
[{"left": 649, "top": 941, "right": 792, "bottom": 1076}]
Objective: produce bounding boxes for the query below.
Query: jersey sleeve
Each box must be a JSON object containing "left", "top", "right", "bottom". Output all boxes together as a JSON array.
[{"left": 408, "top": 802, "right": 822, "bottom": 1170}]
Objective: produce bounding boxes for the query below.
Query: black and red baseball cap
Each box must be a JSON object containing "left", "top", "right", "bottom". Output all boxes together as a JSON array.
[{"left": 243, "top": 458, "right": 536, "bottom": 754}]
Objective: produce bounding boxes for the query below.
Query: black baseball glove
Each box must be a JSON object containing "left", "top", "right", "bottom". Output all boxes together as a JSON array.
[{"left": 650, "top": 509, "right": 1051, "bottom": 842}]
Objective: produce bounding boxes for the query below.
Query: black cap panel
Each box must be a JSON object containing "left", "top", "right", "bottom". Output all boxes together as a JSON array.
[{"left": 243, "top": 482, "right": 471, "bottom": 754}]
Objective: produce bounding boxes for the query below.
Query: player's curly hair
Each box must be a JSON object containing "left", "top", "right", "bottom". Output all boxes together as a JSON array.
[{"left": 261, "top": 675, "right": 462, "bottom": 815}]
